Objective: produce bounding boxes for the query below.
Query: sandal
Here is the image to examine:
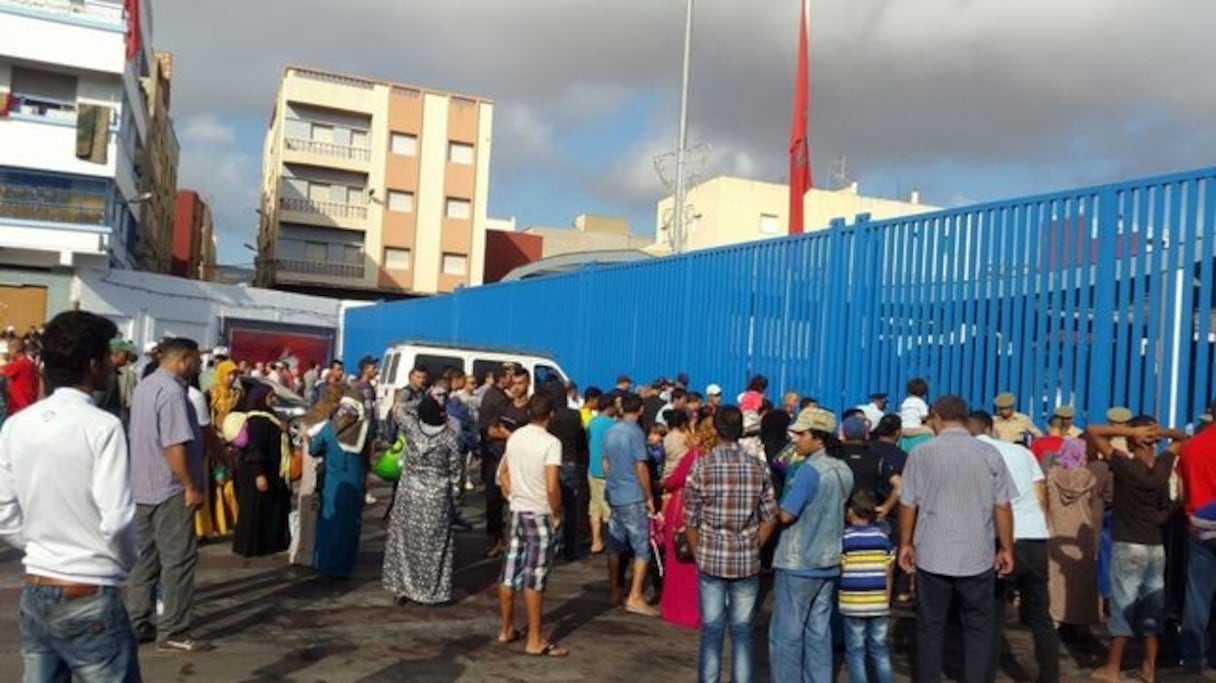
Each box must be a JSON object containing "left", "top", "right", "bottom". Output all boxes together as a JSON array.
[{"left": 526, "top": 642, "right": 569, "bottom": 658}]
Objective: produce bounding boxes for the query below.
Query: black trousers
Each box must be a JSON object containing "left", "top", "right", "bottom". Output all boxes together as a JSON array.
[
  {"left": 483, "top": 452, "right": 506, "bottom": 540},
  {"left": 559, "top": 463, "right": 584, "bottom": 558},
  {"left": 990, "top": 540, "right": 1060, "bottom": 683},
  {"left": 917, "top": 568, "right": 996, "bottom": 683}
]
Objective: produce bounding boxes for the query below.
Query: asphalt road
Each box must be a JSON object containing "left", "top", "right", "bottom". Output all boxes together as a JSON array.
[{"left": 0, "top": 484, "right": 1204, "bottom": 682}]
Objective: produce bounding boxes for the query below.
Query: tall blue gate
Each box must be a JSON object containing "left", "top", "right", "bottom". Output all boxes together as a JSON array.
[{"left": 344, "top": 167, "right": 1216, "bottom": 428}]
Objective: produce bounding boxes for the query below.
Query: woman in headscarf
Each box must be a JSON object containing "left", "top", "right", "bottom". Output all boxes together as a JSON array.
[
  {"left": 1044, "top": 437, "right": 1112, "bottom": 628},
  {"left": 659, "top": 408, "right": 702, "bottom": 629},
  {"left": 304, "top": 382, "right": 368, "bottom": 578},
  {"left": 199, "top": 359, "right": 242, "bottom": 538},
  {"left": 232, "top": 384, "right": 292, "bottom": 558},
  {"left": 382, "top": 394, "right": 463, "bottom": 605}
]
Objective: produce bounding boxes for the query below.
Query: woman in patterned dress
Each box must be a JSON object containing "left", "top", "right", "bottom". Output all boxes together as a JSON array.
[{"left": 382, "top": 395, "right": 464, "bottom": 605}]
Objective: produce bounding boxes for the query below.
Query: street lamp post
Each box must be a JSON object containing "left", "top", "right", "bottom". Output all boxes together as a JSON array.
[{"left": 671, "top": 0, "right": 694, "bottom": 255}]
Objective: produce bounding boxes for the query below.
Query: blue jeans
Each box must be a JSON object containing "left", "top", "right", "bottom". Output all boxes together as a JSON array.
[
  {"left": 1181, "top": 535, "right": 1216, "bottom": 668},
  {"left": 768, "top": 571, "right": 837, "bottom": 683},
  {"left": 844, "top": 616, "right": 892, "bottom": 683},
  {"left": 698, "top": 572, "right": 759, "bottom": 683},
  {"left": 20, "top": 585, "right": 141, "bottom": 683}
]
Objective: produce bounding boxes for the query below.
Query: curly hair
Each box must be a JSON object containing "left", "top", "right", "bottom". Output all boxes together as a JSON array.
[{"left": 41, "top": 311, "right": 117, "bottom": 391}]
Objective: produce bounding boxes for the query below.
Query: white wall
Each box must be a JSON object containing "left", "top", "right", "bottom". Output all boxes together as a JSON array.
[
  {"left": 72, "top": 269, "right": 346, "bottom": 349},
  {"left": 0, "top": 10, "right": 126, "bottom": 76}
]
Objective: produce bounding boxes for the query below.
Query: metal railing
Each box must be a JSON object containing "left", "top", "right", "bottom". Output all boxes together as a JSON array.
[
  {"left": 276, "top": 258, "right": 364, "bottom": 279},
  {"left": 0, "top": 0, "right": 124, "bottom": 23},
  {"left": 284, "top": 137, "right": 370, "bottom": 162},
  {"left": 343, "top": 166, "right": 1216, "bottom": 430},
  {"left": 0, "top": 198, "right": 106, "bottom": 225},
  {"left": 279, "top": 197, "right": 367, "bottom": 220}
]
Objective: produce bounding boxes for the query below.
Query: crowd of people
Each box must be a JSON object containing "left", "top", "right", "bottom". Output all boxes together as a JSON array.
[{"left": 2, "top": 310, "right": 1216, "bottom": 683}]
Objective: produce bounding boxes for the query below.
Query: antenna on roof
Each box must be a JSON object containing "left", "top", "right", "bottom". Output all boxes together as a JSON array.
[{"left": 830, "top": 155, "right": 849, "bottom": 190}]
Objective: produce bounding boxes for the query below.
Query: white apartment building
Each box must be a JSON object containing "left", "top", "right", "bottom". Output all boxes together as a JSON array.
[
  {"left": 654, "top": 176, "right": 936, "bottom": 254},
  {"left": 0, "top": 0, "right": 156, "bottom": 328},
  {"left": 256, "top": 66, "right": 494, "bottom": 298}
]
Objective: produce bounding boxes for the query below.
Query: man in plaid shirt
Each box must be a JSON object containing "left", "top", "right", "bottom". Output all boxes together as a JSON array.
[{"left": 685, "top": 406, "right": 778, "bottom": 683}]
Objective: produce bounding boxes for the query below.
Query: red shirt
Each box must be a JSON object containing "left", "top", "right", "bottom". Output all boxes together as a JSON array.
[
  {"left": 1180, "top": 427, "right": 1216, "bottom": 516},
  {"left": 1030, "top": 435, "right": 1064, "bottom": 463},
  {"left": 2, "top": 354, "right": 39, "bottom": 414}
]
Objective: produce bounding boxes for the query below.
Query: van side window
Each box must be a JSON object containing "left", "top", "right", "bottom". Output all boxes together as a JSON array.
[
  {"left": 385, "top": 353, "right": 401, "bottom": 384},
  {"left": 535, "top": 364, "right": 562, "bottom": 387},
  {"left": 472, "top": 359, "right": 500, "bottom": 388},
  {"left": 416, "top": 354, "right": 463, "bottom": 381}
]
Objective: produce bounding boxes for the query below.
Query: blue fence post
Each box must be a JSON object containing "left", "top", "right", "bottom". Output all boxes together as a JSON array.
[{"left": 1086, "top": 188, "right": 1119, "bottom": 424}]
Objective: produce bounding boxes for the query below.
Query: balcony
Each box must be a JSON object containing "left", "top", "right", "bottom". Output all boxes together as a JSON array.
[
  {"left": 279, "top": 196, "right": 367, "bottom": 220},
  {"left": 284, "top": 136, "right": 369, "bottom": 162},
  {"left": 0, "top": 0, "right": 124, "bottom": 26},
  {"left": 0, "top": 0, "right": 127, "bottom": 74},
  {"left": 276, "top": 258, "right": 365, "bottom": 280}
]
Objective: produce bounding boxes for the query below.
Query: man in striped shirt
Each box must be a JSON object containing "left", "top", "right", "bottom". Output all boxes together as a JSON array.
[{"left": 840, "top": 491, "right": 894, "bottom": 683}]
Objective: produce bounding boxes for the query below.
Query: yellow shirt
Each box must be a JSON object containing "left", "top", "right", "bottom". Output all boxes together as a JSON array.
[
  {"left": 1065, "top": 425, "right": 1083, "bottom": 439},
  {"left": 993, "top": 412, "right": 1043, "bottom": 443}
]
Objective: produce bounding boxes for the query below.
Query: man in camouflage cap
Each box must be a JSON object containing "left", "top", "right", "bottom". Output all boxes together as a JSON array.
[{"left": 992, "top": 393, "right": 1043, "bottom": 444}]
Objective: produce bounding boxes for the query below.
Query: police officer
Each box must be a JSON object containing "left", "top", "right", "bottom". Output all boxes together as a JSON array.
[{"left": 992, "top": 393, "right": 1043, "bottom": 444}]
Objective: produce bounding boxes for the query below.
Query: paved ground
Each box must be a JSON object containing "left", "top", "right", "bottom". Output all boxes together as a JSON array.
[{"left": 0, "top": 484, "right": 1208, "bottom": 682}]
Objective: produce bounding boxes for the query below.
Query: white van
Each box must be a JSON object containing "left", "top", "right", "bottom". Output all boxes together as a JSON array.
[{"left": 375, "top": 340, "right": 571, "bottom": 421}]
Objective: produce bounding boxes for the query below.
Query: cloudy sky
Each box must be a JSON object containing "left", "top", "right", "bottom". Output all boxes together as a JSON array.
[{"left": 154, "top": 0, "right": 1216, "bottom": 265}]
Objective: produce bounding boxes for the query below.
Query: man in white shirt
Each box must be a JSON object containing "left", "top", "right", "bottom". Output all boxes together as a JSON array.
[
  {"left": 496, "top": 392, "right": 569, "bottom": 658},
  {"left": 858, "top": 392, "right": 888, "bottom": 432},
  {"left": 0, "top": 311, "right": 141, "bottom": 681},
  {"left": 969, "top": 410, "right": 1060, "bottom": 683}
]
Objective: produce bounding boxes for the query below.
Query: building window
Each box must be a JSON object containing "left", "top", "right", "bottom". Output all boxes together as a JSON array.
[
  {"left": 350, "top": 130, "right": 369, "bottom": 149},
  {"left": 448, "top": 142, "right": 474, "bottom": 165},
  {"left": 310, "top": 124, "right": 334, "bottom": 143},
  {"left": 384, "top": 248, "right": 411, "bottom": 270},
  {"left": 303, "top": 241, "right": 327, "bottom": 262},
  {"left": 391, "top": 133, "right": 418, "bottom": 156},
  {"left": 10, "top": 66, "right": 78, "bottom": 118},
  {"left": 445, "top": 197, "right": 471, "bottom": 220},
  {"left": 759, "top": 213, "right": 781, "bottom": 235},
  {"left": 387, "top": 190, "right": 414, "bottom": 213},
  {"left": 442, "top": 253, "right": 467, "bottom": 276}
]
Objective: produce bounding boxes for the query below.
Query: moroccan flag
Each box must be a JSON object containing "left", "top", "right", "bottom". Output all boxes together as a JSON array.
[
  {"left": 125, "top": 0, "right": 140, "bottom": 60},
  {"left": 788, "top": 0, "right": 812, "bottom": 235}
]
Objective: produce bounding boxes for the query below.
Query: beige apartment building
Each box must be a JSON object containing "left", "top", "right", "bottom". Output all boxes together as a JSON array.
[
  {"left": 137, "top": 51, "right": 178, "bottom": 274},
  {"left": 256, "top": 66, "right": 492, "bottom": 297},
  {"left": 522, "top": 214, "right": 652, "bottom": 258},
  {"left": 653, "top": 176, "right": 935, "bottom": 253}
]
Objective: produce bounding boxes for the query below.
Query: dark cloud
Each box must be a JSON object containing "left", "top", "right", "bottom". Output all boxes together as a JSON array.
[{"left": 154, "top": 0, "right": 1216, "bottom": 259}]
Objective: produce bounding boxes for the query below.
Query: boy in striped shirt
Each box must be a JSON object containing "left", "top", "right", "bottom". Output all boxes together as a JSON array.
[{"left": 840, "top": 491, "right": 894, "bottom": 683}]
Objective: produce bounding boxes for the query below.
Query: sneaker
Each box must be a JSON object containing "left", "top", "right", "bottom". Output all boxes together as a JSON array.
[
  {"left": 158, "top": 635, "right": 214, "bottom": 653},
  {"left": 364, "top": 493, "right": 377, "bottom": 505}
]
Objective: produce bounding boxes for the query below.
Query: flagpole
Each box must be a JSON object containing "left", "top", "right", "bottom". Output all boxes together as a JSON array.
[{"left": 672, "top": 0, "right": 694, "bottom": 254}]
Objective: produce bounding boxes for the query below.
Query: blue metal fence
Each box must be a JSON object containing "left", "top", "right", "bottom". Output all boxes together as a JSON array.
[{"left": 344, "top": 167, "right": 1216, "bottom": 428}]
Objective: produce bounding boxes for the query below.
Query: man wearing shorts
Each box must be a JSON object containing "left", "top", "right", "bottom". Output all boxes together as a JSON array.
[
  {"left": 496, "top": 393, "right": 569, "bottom": 658},
  {"left": 587, "top": 398, "right": 618, "bottom": 553},
  {"left": 1088, "top": 416, "right": 1187, "bottom": 683},
  {"left": 603, "top": 393, "right": 659, "bottom": 616}
]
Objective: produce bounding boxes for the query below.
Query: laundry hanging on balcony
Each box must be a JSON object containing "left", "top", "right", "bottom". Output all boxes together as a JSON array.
[{"left": 75, "top": 104, "right": 111, "bottom": 164}]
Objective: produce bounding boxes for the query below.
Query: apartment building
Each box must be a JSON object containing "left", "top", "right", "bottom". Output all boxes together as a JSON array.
[
  {"left": 0, "top": 0, "right": 162, "bottom": 328},
  {"left": 256, "top": 66, "right": 493, "bottom": 298},
  {"left": 137, "top": 50, "right": 178, "bottom": 273},
  {"left": 172, "top": 189, "right": 213, "bottom": 280},
  {"left": 653, "top": 176, "right": 936, "bottom": 253}
]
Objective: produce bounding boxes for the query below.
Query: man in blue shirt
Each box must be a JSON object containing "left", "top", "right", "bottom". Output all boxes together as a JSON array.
[
  {"left": 602, "top": 393, "right": 658, "bottom": 616},
  {"left": 587, "top": 398, "right": 618, "bottom": 554}
]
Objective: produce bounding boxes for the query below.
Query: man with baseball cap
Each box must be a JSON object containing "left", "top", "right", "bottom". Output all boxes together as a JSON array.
[
  {"left": 706, "top": 384, "right": 724, "bottom": 409},
  {"left": 768, "top": 408, "right": 854, "bottom": 682},
  {"left": 857, "top": 393, "right": 888, "bottom": 432},
  {"left": 992, "top": 393, "right": 1043, "bottom": 444}
]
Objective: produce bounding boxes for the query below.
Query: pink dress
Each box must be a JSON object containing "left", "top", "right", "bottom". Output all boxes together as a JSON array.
[{"left": 660, "top": 448, "right": 702, "bottom": 629}]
